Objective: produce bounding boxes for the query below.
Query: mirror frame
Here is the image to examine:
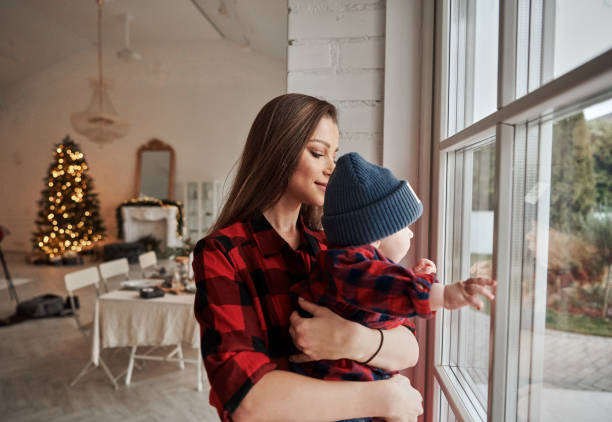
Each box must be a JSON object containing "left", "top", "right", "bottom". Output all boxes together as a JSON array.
[{"left": 135, "top": 138, "right": 175, "bottom": 200}]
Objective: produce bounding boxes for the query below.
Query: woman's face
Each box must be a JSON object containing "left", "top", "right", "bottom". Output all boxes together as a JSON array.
[{"left": 286, "top": 116, "right": 339, "bottom": 207}]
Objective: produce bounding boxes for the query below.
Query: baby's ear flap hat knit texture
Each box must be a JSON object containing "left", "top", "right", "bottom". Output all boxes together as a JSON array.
[{"left": 322, "top": 152, "right": 423, "bottom": 246}]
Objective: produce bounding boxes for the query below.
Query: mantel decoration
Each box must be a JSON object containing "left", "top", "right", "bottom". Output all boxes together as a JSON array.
[
  {"left": 32, "top": 136, "right": 105, "bottom": 260},
  {"left": 115, "top": 197, "right": 184, "bottom": 240},
  {"left": 70, "top": 0, "right": 130, "bottom": 145}
]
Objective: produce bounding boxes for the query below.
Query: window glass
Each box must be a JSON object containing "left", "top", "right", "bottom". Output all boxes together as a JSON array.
[
  {"left": 446, "top": 0, "right": 499, "bottom": 136},
  {"left": 438, "top": 1, "right": 612, "bottom": 420},
  {"left": 442, "top": 140, "right": 496, "bottom": 413},
  {"left": 548, "top": 0, "right": 612, "bottom": 83},
  {"left": 517, "top": 0, "right": 612, "bottom": 97},
  {"left": 513, "top": 100, "right": 612, "bottom": 421}
]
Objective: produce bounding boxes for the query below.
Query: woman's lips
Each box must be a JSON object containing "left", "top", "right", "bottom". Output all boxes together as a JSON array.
[{"left": 315, "top": 182, "right": 327, "bottom": 191}]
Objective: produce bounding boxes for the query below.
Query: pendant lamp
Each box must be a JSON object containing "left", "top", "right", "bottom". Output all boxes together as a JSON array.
[{"left": 71, "top": 0, "right": 130, "bottom": 145}]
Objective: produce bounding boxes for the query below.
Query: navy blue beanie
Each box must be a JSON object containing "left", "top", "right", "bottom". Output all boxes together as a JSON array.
[{"left": 322, "top": 152, "right": 423, "bottom": 246}]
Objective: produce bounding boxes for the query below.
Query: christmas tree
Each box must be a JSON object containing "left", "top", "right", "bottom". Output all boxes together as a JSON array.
[{"left": 32, "top": 136, "right": 105, "bottom": 259}]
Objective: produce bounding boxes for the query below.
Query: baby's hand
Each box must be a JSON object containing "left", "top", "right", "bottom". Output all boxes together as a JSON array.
[
  {"left": 444, "top": 277, "right": 496, "bottom": 311},
  {"left": 413, "top": 258, "right": 437, "bottom": 275}
]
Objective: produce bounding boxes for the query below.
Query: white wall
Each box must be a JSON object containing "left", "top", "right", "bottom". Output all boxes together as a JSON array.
[
  {"left": 0, "top": 39, "right": 286, "bottom": 251},
  {"left": 287, "top": 0, "right": 428, "bottom": 267},
  {"left": 287, "top": 0, "right": 386, "bottom": 163}
]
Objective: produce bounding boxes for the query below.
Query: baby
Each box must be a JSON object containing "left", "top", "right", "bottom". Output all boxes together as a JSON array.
[{"left": 290, "top": 152, "right": 495, "bottom": 382}]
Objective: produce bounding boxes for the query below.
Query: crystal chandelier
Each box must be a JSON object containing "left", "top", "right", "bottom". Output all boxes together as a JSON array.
[{"left": 71, "top": 0, "right": 129, "bottom": 145}]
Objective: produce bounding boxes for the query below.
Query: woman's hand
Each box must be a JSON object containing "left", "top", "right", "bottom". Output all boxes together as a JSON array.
[
  {"left": 289, "top": 297, "right": 365, "bottom": 363},
  {"left": 383, "top": 374, "right": 423, "bottom": 422},
  {"left": 444, "top": 277, "right": 496, "bottom": 310}
]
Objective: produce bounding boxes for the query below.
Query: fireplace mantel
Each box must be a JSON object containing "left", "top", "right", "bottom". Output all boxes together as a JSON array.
[{"left": 121, "top": 206, "right": 182, "bottom": 248}]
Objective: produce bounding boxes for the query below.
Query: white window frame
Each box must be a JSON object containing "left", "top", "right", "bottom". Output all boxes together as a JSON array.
[{"left": 430, "top": 0, "right": 612, "bottom": 421}]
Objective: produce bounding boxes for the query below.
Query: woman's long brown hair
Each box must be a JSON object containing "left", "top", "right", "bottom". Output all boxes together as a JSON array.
[{"left": 210, "top": 93, "right": 337, "bottom": 233}]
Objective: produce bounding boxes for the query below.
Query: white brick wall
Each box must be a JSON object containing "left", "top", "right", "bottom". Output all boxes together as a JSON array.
[
  {"left": 287, "top": 71, "right": 383, "bottom": 100},
  {"left": 288, "top": 43, "right": 332, "bottom": 71},
  {"left": 287, "top": 0, "right": 385, "bottom": 163},
  {"left": 339, "top": 38, "right": 385, "bottom": 69}
]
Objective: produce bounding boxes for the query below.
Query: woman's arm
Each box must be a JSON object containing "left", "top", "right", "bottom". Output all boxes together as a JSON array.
[
  {"left": 353, "top": 322, "right": 420, "bottom": 370},
  {"left": 289, "top": 298, "right": 419, "bottom": 371},
  {"left": 233, "top": 370, "right": 423, "bottom": 422}
]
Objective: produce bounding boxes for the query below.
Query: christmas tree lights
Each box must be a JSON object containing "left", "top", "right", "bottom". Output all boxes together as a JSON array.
[{"left": 32, "top": 136, "right": 105, "bottom": 259}]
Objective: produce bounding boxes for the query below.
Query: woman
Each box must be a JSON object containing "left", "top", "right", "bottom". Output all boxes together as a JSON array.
[{"left": 193, "top": 94, "right": 423, "bottom": 422}]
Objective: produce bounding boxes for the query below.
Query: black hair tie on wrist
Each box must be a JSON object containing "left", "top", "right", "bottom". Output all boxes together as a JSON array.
[{"left": 358, "top": 328, "right": 384, "bottom": 365}]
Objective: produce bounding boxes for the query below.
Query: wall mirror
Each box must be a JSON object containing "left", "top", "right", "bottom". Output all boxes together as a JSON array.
[{"left": 135, "top": 139, "right": 175, "bottom": 200}]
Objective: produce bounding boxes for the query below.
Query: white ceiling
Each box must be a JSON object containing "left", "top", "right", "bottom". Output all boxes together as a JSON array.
[{"left": 0, "top": 0, "right": 288, "bottom": 91}]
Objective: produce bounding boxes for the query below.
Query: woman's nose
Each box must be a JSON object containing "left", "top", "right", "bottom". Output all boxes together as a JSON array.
[{"left": 324, "top": 156, "right": 335, "bottom": 175}]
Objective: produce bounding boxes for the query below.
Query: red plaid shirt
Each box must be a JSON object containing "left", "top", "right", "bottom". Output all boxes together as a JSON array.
[
  {"left": 193, "top": 213, "right": 326, "bottom": 421},
  {"left": 290, "top": 245, "right": 437, "bottom": 382}
]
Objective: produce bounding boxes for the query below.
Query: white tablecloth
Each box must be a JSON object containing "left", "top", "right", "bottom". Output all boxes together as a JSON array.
[{"left": 92, "top": 290, "right": 198, "bottom": 366}]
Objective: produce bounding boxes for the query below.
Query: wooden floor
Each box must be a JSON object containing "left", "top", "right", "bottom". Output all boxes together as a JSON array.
[{"left": 0, "top": 251, "right": 219, "bottom": 421}]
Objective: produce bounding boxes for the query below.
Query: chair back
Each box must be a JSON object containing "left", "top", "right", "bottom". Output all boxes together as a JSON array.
[
  {"left": 138, "top": 251, "right": 157, "bottom": 276},
  {"left": 65, "top": 267, "right": 101, "bottom": 295},
  {"left": 99, "top": 258, "right": 130, "bottom": 292},
  {"left": 64, "top": 266, "right": 101, "bottom": 332}
]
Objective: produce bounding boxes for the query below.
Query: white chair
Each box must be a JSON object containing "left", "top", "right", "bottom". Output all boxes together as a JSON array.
[
  {"left": 99, "top": 258, "right": 150, "bottom": 373},
  {"left": 138, "top": 251, "right": 158, "bottom": 278},
  {"left": 127, "top": 250, "right": 185, "bottom": 385},
  {"left": 98, "top": 258, "right": 130, "bottom": 293},
  {"left": 65, "top": 267, "right": 120, "bottom": 390}
]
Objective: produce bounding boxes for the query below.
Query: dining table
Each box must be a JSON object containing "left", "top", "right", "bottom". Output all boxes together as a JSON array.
[{"left": 91, "top": 286, "right": 204, "bottom": 391}]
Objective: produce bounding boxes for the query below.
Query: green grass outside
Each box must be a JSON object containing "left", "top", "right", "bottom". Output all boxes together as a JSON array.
[{"left": 546, "top": 308, "right": 612, "bottom": 337}]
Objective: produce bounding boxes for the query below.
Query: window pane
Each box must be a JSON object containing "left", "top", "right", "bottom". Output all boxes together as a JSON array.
[
  {"left": 446, "top": 0, "right": 499, "bottom": 137},
  {"left": 517, "top": 0, "right": 612, "bottom": 97},
  {"left": 441, "top": 140, "right": 496, "bottom": 415},
  {"left": 547, "top": 0, "right": 612, "bottom": 83},
  {"left": 512, "top": 99, "right": 612, "bottom": 421}
]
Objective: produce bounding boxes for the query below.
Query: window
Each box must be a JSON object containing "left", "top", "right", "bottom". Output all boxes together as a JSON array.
[
  {"left": 432, "top": 1, "right": 612, "bottom": 421},
  {"left": 446, "top": 0, "right": 499, "bottom": 136},
  {"left": 507, "top": 101, "right": 612, "bottom": 421},
  {"left": 516, "top": 0, "right": 612, "bottom": 97},
  {"left": 438, "top": 140, "right": 495, "bottom": 419}
]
